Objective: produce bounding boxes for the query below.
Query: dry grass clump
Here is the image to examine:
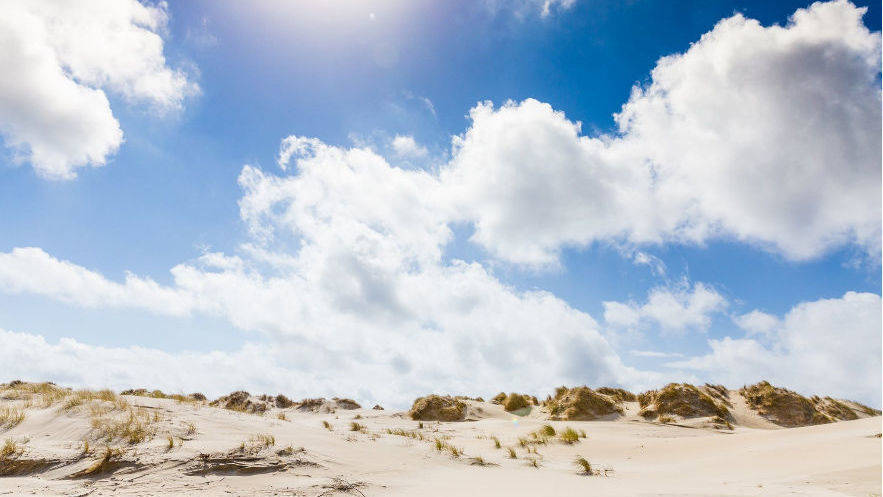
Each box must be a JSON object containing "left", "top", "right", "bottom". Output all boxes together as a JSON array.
[
  {"left": 468, "top": 456, "right": 497, "bottom": 466},
  {"left": 703, "top": 384, "right": 733, "bottom": 407},
  {"left": 90, "top": 407, "right": 158, "bottom": 444},
  {"left": 350, "top": 422, "right": 367, "bottom": 432},
  {"left": 596, "top": 387, "right": 637, "bottom": 403},
  {"left": 738, "top": 382, "right": 875, "bottom": 427},
  {"left": 814, "top": 396, "right": 877, "bottom": 421},
  {"left": 409, "top": 395, "right": 466, "bottom": 421},
  {"left": 77, "top": 446, "right": 124, "bottom": 477},
  {"left": 322, "top": 420, "right": 333, "bottom": 431},
  {"left": 387, "top": 428, "right": 425, "bottom": 441},
  {"left": 501, "top": 393, "right": 535, "bottom": 413},
  {"left": 333, "top": 398, "right": 362, "bottom": 410},
  {"left": 277, "top": 412, "right": 288, "bottom": 421},
  {"left": 0, "top": 439, "right": 21, "bottom": 459},
  {"left": 297, "top": 398, "right": 326, "bottom": 411},
  {"left": 546, "top": 386, "right": 623, "bottom": 420},
  {"left": 249, "top": 433, "right": 275, "bottom": 449},
  {"left": 63, "top": 389, "right": 129, "bottom": 413},
  {"left": 432, "top": 438, "right": 463, "bottom": 458},
  {"left": 491, "top": 436, "right": 501, "bottom": 449},
  {"left": 491, "top": 392, "right": 507, "bottom": 404},
  {"left": 574, "top": 456, "right": 593, "bottom": 475},
  {"left": 559, "top": 427, "right": 580, "bottom": 444},
  {"left": 274, "top": 394, "right": 294, "bottom": 408},
  {"left": 0, "top": 406, "right": 25, "bottom": 429},
  {"left": 210, "top": 391, "right": 269, "bottom": 414},
  {"left": 372, "top": 404, "right": 384, "bottom": 410},
  {"left": 639, "top": 383, "right": 731, "bottom": 422},
  {"left": 507, "top": 447, "right": 517, "bottom": 459},
  {"left": 1, "top": 381, "right": 69, "bottom": 408}
]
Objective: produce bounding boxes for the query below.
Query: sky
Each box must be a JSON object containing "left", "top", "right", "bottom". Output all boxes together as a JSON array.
[{"left": 0, "top": 0, "right": 880, "bottom": 408}]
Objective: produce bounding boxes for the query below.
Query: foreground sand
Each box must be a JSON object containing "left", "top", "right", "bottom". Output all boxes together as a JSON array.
[{"left": 0, "top": 393, "right": 880, "bottom": 496}]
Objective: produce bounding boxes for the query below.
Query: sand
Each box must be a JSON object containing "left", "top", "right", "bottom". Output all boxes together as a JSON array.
[{"left": 0, "top": 391, "right": 879, "bottom": 496}]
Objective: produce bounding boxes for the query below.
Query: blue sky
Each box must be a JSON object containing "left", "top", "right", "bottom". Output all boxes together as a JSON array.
[{"left": 0, "top": 0, "right": 879, "bottom": 407}]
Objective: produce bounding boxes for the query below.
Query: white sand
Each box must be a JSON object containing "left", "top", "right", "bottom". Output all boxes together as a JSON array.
[{"left": 0, "top": 394, "right": 879, "bottom": 496}]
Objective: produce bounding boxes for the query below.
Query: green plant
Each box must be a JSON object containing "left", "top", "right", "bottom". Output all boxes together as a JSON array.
[
  {"left": 81, "top": 446, "right": 122, "bottom": 476},
  {"left": 0, "top": 406, "right": 25, "bottom": 428},
  {"left": 560, "top": 427, "right": 580, "bottom": 444},
  {"left": 0, "top": 439, "right": 19, "bottom": 459},
  {"left": 574, "top": 456, "right": 593, "bottom": 475}
]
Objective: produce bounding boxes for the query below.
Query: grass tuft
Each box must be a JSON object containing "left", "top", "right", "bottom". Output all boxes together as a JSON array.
[
  {"left": 0, "top": 406, "right": 25, "bottom": 429},
  {"left": 560, "top": 427, "right": 580, "bottom": 444},
  {"left": 0, "top": 439, "right": 20, "bottom": 459},
  {"left": 574, "top": 456, "right": 593, "bottom": 475}
]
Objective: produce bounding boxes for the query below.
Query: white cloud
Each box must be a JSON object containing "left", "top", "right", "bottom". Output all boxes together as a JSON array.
[
  {"left": 604, "top": 282, "right": 728, "bottom": 334},
  {"left": 442, "top": 99, "right": 655, "bottom": 266},
  {"left": 484, "top": 0, "right": 577, "bottom": 18},
  {"left": 629, "top": 350, "right": 684, "bottom": 359},
  {"left": 617, "top": 0, "right": 881, "bottom": 260},
  {"left": 0, "top": 247, "right": 194, "bottom": 316},
  {"left": 0, "top": 0, "right": 198, "bottom": 179},
  {"left": 670, "top": 292, "right": 881, "bottom": 406},
  {"left": 442, "top": 1, "right": 881, "bottom": 265},
  {"left": 631, "top": 251, "right": 666, "bottom": 276},
  {"left": 391, "top": 135, "right": 428, "bottom": 159},
  {"left": 733, "top": 309, "right": 780, "bottom": 338}
]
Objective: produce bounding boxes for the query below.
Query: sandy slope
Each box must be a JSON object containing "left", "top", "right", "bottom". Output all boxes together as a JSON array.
[{"left": 0, "top": 394, "right": 880, "bottom": 496}]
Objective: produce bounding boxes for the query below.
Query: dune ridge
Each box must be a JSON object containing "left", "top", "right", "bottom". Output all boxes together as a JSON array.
[{"left": 0, "top": 379, "right": 879, "bottom": 496}]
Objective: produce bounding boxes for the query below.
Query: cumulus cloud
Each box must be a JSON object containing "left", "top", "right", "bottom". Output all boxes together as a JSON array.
[
  {"left": 733, "top": 310, "right": 780, "bottom": 338},
  {"left": 391, "top": 135, "right": 428, "bottom": 159},
  {"left": 442, "top": 99, "right": 655, "bottom": 266},
  {"left": 443, "top": 0, "right": 880, "bottom": 265},
  {"left": 670, "top": 292, "right": 882, "bottom": 406},
  {"left": 603, "top": 282, "right": 728, "bottom": 334},
  {"left": 617, "top": 0, "right": 881, "bottom": 260},
  {"left": 0, "top": 137, "right": 657, "bottom": 402},
  {"left": 0, "top": 0, "right": 197, "bottom": 179}
]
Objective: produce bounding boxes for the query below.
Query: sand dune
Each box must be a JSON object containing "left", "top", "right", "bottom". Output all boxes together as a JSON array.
[{"left": 0, "top": 381, "right": 879, "bottom": 496}]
